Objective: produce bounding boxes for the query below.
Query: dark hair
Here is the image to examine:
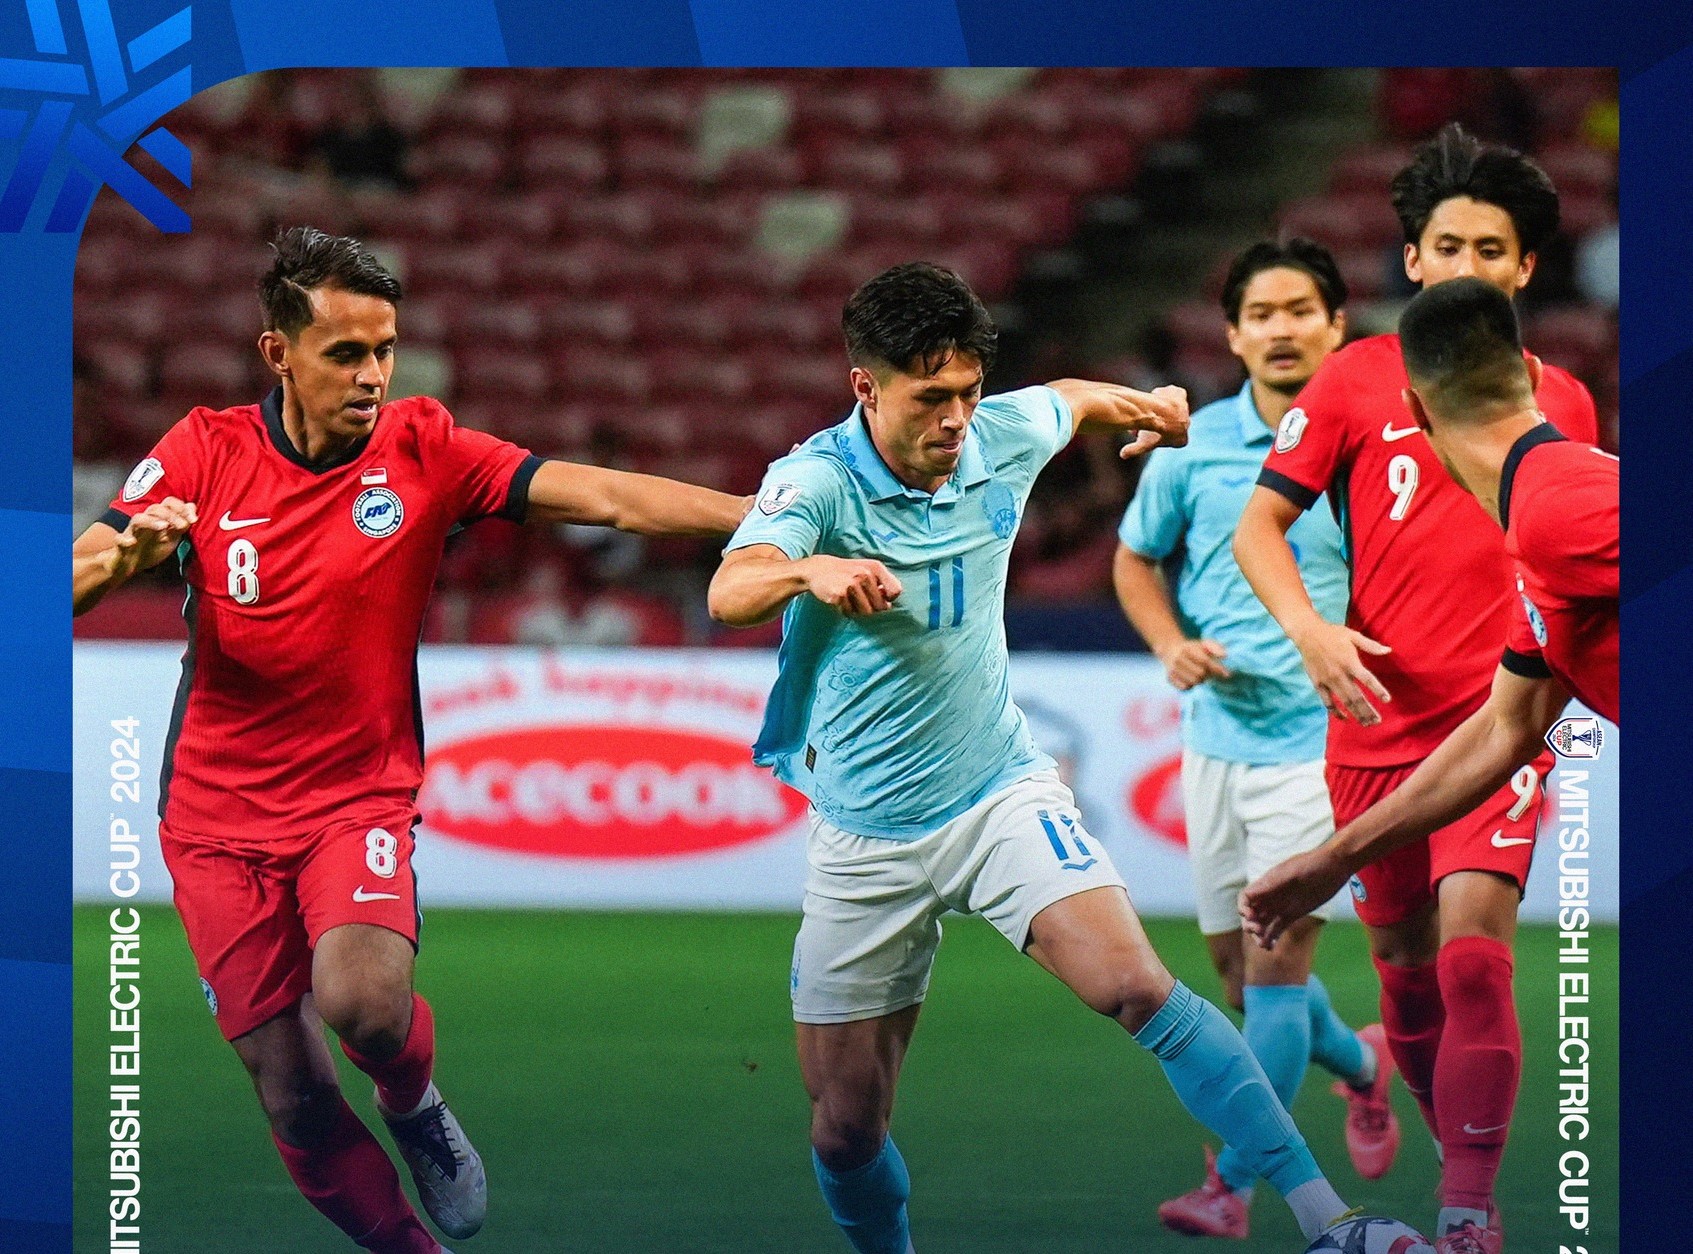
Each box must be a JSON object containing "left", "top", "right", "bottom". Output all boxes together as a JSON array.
[
  {"left": 842, "top": 262, "right": 997, "bottom": 377},
  {"left": 1390, "top": 123, "right": 1560, "bottom": 255},
  {"left": 1220, "top": 237, "right": 1348, "bottom": 324},
  {"left": 260, "top": 226, "right": 403, "bottom": 337},
  {"left": 1398, "top": 276, "right": 1531, "bottom": 416}
]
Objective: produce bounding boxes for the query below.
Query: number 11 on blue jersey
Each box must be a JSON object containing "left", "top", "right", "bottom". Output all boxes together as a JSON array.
[{"left": 927, "top": 557, "right": 965, "bottom": 630}]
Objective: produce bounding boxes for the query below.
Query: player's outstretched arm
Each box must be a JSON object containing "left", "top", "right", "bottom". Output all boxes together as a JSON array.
[
  {"left": 1241, "top": 664, "right": 1570, "bottom": 948},
  {"left": 1047, "top": 379, "right": 1190, "bottom": 457},
  {"left": 1234, "top": 485, "right": 1391, "bottom": 725},
  {"left": 72, "top": 499, "right": 198, "bottom": 616},
  {"left": 1112, "top": 545, "right": 1230, "bottom": 690},
  {"left": 709, "top": 544, "right": 902, "bottom": 628},
  {"left": 525, "top": 460, "right": 752, "bottom": 535}
]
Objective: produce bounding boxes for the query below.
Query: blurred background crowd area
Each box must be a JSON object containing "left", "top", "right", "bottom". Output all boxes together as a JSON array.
[{"left": 72, "top": 66, "right": 1618, "bottom": 649}]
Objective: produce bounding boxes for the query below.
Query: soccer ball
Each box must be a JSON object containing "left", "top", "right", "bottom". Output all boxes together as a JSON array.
[{"left": 1305, "top": 1214, "right": 1434, "bottom": 1253}]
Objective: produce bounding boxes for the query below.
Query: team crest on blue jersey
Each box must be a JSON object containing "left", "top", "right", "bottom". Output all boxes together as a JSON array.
[
  {"left": 758, "top": 483, "right": 801, "bottom": 516},
  {"left": 1516, "top": 576, "right": 1547, "bottom": 647},
  {"left": 353, "top": 487, "right": 404, "bottom": 537},
  {"left": 122, "top": 457, "right": 164, "bottom": 501},
  {"left": 200, "top": 978, "right": 218, "bottom": 1015},
  {"left": 982, "top": 481, "right": 1018, "bottom": 539},
  {"left": 1349, "top": 876, "right": 1367, "bottom": 903},
  {"left": 1274, "top": 407, "right": 1308, "bottom": 454}
]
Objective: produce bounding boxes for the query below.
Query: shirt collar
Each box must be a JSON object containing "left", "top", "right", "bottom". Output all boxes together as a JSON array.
[
  {"left": 836, "top": 405, "right": 992, "bottom": 504},
  {"left": 1235, "top": 380, "right": 1275, "bottom": 447},
  {"left": 1498, "top": 417, "right": 1566, "bottom": 530}
]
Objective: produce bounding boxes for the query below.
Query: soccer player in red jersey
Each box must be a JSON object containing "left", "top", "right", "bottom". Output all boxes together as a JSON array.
[
  {"left": 71, "top": 228, "right": 751, "bottom": 1254},
  {"left": 1232, "top": 126, "right": 1601, "bottom": 1250},
  {"left": 1241, "top": 279, "right": 1619, "bottom": 961}
]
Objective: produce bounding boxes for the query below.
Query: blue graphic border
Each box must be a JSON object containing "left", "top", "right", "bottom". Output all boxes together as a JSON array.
[{"left": 1, "top": 1, "right": 1670, "bottom": 1248}]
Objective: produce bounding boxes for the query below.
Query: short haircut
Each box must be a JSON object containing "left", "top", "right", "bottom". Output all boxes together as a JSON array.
[
  {"left": 1390, "top": 123, "right": 1560, "bottom": 255},
  {"left": 1220, "top": 237, "right": 1348, "bottom": 325},
  {"left": 260, "top": 226, "right": 403, "bottom": 338},
  {"left": 1398, "top": 276, "right": 1533, "bottom": 420},
  {"left": 842, "top": 262, "right": 997, "bottom": 378}
]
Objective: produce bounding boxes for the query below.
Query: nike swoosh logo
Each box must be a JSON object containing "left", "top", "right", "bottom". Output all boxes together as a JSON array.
[
  {"left": 1463, "top": 1122, "right": 1509, "bottom": 1135},
  {"left": 1490, "top": 831, "right": 1534, "bottom": 848},
  {"left": 352, "top": 886, "right": 401, "bottom": 902},
  {"left": 1381, "top": 424, "right": 1422, "bottom": 442},
  {"left": 219, "top": 512, "right": 271, "bottom": 531}
]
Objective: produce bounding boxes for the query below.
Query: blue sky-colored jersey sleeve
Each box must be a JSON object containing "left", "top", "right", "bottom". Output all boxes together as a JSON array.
[
  {"left": 970, "top": 385, "right": 1074, "bottom": 472},
  {"left": 1118, "top": 447, "right": 1188, "bottom": 559},
  {"left": 725, "top": 453, "right": 841, "bottom": 560}
]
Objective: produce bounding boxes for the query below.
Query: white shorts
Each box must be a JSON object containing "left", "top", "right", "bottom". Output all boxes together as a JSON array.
[
  {"left": 1181, "top": 748, "right": 1344, "bottom": 935},
  {"left": 791, "top": 770, "right": 1128, "bottom": 1025}
]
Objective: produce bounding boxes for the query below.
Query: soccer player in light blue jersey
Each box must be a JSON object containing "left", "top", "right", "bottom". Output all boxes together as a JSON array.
[
  {"left": 1115, "top": 240, "right": 1399, "bottom": 1240},
  {"left": 710, "top": 263, "right": 1356, "bottom": 1253}
]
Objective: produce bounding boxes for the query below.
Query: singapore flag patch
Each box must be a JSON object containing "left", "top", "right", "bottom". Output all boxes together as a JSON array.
[{"left": 758, "top": 483, "right": 802, "bottom": 516}]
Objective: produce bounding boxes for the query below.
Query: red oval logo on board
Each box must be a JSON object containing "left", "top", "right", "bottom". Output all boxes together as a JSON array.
[
  {"left": 1128, "top": 754, "right": 1186, "bottom": 848},
  {"left": 419, "top": 726, "right": 807, "bottom": 859}
]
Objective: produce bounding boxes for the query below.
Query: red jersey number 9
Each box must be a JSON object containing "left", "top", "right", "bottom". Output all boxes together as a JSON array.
[{"left": 1387, "top": 454, "right": 1419, "bottom": 521}]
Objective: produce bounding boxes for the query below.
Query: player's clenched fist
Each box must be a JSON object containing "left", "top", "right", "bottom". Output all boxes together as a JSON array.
[
  {"left": 804, "top": 556, "right": 903, "bottom": 616},
  {"left": 1290, "top": 617, "right": 1392, "bottom": 726},
  {"left": 115, "top": 497, "right": 198, "bottom": 572}
]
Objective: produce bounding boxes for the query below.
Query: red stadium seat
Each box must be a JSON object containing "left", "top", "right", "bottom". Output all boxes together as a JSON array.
[
  {"left": 405, "top": 241, "right": 507, "bottom": 296},
  {"left": 451, "top": 348, "right": 551, "bottom": 405},
  {"left": 516, "top": 134, "right": 610, "bottom": 190},
  {"left": 157, "top": 342, "right": 257, "bottom": 401}
]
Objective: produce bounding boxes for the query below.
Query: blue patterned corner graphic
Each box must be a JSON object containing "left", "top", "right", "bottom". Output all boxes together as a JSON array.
[{"left": 0, "top": 0, "right": 191, "bottom": 232}]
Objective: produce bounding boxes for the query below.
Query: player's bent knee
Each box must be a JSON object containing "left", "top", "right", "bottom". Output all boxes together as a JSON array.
[
  {"left": 260, "top": 1075, "right": 342, "bottom": 1148},
  {"left": 1077, "top": 964, "right": 1171, "bottom": 1028},
  {"left": 315, "top": 983, "right": 411, "bottom": 1059},
  {"left": 811, "top": 1112, "right": 888, "bottom": 1174}
]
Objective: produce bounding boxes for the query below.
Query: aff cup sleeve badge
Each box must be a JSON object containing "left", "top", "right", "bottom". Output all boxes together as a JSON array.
[{"left": 1545, "top": 715, "right": 1605, "bottom": 759}]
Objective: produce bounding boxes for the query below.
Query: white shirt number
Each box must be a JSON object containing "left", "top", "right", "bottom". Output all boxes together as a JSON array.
[
  {"left": 1387, "top": 455, "right": 1419, "bottom": 521},
  {"left": 227, "top": 539, "right": 260, "bottom": 605}
]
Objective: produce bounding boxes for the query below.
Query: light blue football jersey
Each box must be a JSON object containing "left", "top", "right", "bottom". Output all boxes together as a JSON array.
[
  {"left": 1119, "top": 380, "right": 1349, "bottom": 765},
  {"left": 727, "top": 387, "right": 1074, "bottom": 840}
]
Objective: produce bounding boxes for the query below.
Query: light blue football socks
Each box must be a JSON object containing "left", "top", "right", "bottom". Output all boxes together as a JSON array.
[
  {"left": 1307, "top": 974, "right": 1371, "bottom": 1084},
  {"left": 1216, "top": 983, "right": 1314, "bottom": 1192},
  {"left": 1133, "top": 981, "right": 1346, "bottom": 1239},
  {"left": 813, "top": 1137, "right": 912, "bottom": 1254}
]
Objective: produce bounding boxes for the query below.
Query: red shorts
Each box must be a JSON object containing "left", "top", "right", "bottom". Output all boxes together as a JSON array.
[
  {"left": 160, "top": 809, "right": 421, "bottom": 1041},
  {"left": 1328, "top": 752, "right": 1554, "bottom": 928}
]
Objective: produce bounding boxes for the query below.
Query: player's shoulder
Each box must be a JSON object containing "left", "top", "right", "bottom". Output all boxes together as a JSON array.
[
  {"left": 1187, "top": 393, "right": 1249, "bottom": 443},
  {"left": 163, "top": 398, "right": 266, "bottom": 452},
  {"left": 379, "top": 394, "right": 453, "bottom": 433},
  {"left": 770, "top": 423, "right": 860, "bottom": 492},
  {"left": 1330, "top": 333, "right": 1405, "bottom": 376},
  {"left": 1514, "top": 440, "right": 1617, "bottom": 540},
  {"left": 1295, "top": 334, "right": 1403, "bottom": 415}
]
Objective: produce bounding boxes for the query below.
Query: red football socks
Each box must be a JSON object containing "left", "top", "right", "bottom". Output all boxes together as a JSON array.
[
  {"left": 1434, "top": 936, "right": 1520, "bottom": 1210},
  {"left": 342, "top": 992, "right": 437, "bottom": 1116},
  {"left": 272, "top": 1096, "right": 437, "bottom": 1253},
  {"left": 1373, "top": 955, "right": 1445, "bottom": 1138}
]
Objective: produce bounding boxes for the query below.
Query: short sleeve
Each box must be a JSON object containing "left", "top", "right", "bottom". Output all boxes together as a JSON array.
[
  {"left": 725, "top": 455, "right": 841, "bottom": 560},
  {"left": 1257, "top": 350, "right": 1355, "bottom": 511},
  {"left": 1501, "top": 590, "right": 1551, "bottom": 679},
  {"left": 101, "top": 414, "right": 206, "bottom": 530},
  {"left": 968, "top": 385, "right": 1074, "bottom": 471},
  {"left": 1118, "top": 447, "right": 1187, "bottom": 560},
  {"left": 431, "top": 402, "right": 540, "bottom": 524}
]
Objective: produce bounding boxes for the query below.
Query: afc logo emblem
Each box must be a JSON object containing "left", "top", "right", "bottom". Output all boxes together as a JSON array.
[{"left": 353, "top": 487, "right": 404, "bottom": 538}]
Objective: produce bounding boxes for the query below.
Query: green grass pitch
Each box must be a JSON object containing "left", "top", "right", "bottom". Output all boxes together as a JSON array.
[{"left": 75, "top": 906, "right": 1617, "bottom": 1252}]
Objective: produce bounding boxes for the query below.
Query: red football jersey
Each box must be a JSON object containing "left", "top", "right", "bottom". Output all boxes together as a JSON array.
[
  {"left": 103, "top": 391, "right": 540, "bottom": 842},
  {"left": 1258, "top": 334, "right": 1599, "bottom": 766},
  {"left": 1499, "top": 426, "right": 1619, "bottom": 723}
]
